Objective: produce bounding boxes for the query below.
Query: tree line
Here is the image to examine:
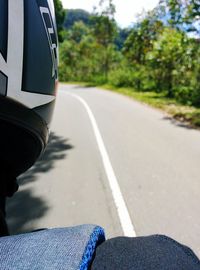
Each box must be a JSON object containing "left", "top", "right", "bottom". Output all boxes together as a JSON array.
[{"left": 54, "top": 0, "right": 200, "bottom": 107}]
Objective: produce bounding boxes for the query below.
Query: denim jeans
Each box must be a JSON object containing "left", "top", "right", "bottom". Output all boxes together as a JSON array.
[
  {"left": 0, "top": 225, "right": 105, "bottom": 270},
  {"left": 0, "top": 226, "right": 200, "bottom": 270}
]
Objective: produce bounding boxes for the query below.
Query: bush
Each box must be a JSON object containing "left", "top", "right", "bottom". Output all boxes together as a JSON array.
[
  {"left": 191, "top": 87, "right": 200, "bottom": 107},
  {"left": 108, "top": 67, "right": 134, "bottom": 87},
  {"left": 91, "top": 74, "right": 107, "bottom": 85},
  {"left": 173, "top": 86, "right": 194, "bottom": 105},
  {"left": 108, "top": 64, "right": 157, "bottom": 91}
]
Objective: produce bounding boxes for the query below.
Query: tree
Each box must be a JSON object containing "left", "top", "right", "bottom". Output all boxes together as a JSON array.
[
  {"left": 58, "top": 0, "right": 200, "bottom": 107},
  {"left": 90, "top": 0, "right": 117, "bottom": 81},
  {"left": 91, "top": 0, "right": 116, "bottom": 44},
  {"left": 160, "top": 0, "right": 183, "bottom": 28},
  {"left": 123, "top": 13, "right": 163, "bottom": 64},
  {"left": 184, "top": 0, "right": 200, "bottom": 36},
  {"left": 64, "top": 9, "right": 91, "bottom": 29},
  {"left": 67, "top": 21, "right": 90, "bottom": 43},
  {"left": 122, "top": 13, "right": 164, "bottom": 90},
  {"left": 168, "top": 0, "right": 183, "bottom": 27},
  {"left": 53, "top": 0, "right": 66, "bottom": 42},
  {"left": 147, "top": 28, "right": 187, "bottom": 96},
  {"left": 115, "top": 28, "right": 131, "bottom": 50},
  {"left": 59, "top": 22, "right": 91, "bottom": 81},
  {"left": 59, "top": 21, "right": 108, "bottom": 83}
]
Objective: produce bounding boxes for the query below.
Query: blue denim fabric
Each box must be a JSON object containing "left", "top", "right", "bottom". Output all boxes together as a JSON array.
[{"left": 0, "top": 225, "right": 105, "bottom": 270}]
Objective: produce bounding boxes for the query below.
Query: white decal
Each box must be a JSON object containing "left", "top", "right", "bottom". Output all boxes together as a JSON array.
[
  {"left": 40, "top": 6, "right": 58, "bottom": 78},
  {"left": 0, "top": 0, "right": 24, "bottom": 99},
  {"left": 0, "top": 0, "right": 55, "bottom": 108}
]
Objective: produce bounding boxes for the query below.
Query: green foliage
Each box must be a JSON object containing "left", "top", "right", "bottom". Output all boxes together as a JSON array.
[
  {"left": 90, "top": 0, "right": 118, "bottom": 80},
  {"left": 66, "top": 21, "right": 90, "bottom": 43},
  {"left": 184, "top": 0, "right": 200, "bottom": 35},
  {"left": 108, "top": 66, "right": 134, "bottom": 87},
  {"left": 123, "top": 16, "right": 164, "bottom": 64},
  {"left": 165, "top": 0, "right": 183, "bottom": 28},
  {"left": 64, "top": 9, "right": 91, "bottom": 29},
  {"left": 59, "top": 20, "right": 120, "bottom": 84},
  {"left": 59, "top": 0, "right": 200, "bottom": 108},
  {"left": 53, "top": 0, "right": 66, "bottom": 42},
  {"left": 63, "top": 8, "right": 128, "bottom": 49},
  {"left": 60, "top": 0, "right": 119, "bottom": 83},
  {"left": 108, "top": 64, "right": 155, "bottom": 91},
  {"left": 147, "top": 28, "right": 186, "bottom": 95},
  {"left": 115, "top": 28, "right": 131, "bottom": 50}
]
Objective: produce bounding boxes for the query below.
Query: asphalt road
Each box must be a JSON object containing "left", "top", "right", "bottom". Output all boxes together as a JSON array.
[{"left": 7, "top": 84, "right": 200, "bottom": 257}]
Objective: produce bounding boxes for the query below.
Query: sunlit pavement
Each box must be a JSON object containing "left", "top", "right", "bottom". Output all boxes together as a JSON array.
[{"left": 7, "top": 84, "right": 200, "bottom": 258}]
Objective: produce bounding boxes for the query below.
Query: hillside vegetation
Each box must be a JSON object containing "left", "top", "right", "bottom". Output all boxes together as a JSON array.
[{"left": 54, "top": 0, "right": 200, "bottom": 127}]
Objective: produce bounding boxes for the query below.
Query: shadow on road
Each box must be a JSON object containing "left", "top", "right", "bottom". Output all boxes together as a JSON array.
[
  {"left": 71, "top": 84, "right": 96, "bottom": 89},
  {"left": 19, "top": 132, "right": 74, "bottom": 186},
  {"left": 6, "top": 132, "right": 74, "bottom": 234},
  {"left": 162, "top": 116, "right": 196, "bottom": 130},
  {"left": 6, "top": 189, "right": 49, "bottom": 234}
]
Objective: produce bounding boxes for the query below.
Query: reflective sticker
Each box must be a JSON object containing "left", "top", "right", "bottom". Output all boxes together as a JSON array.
[
  {"left": 0, "top": 0, "right": 56, "bottom": 108},
  {"left": 0, "top": 0, "right": 8, "bottom": 61},
  {"left": 22, "top": 0, "right": 57, "bottom": 97},
  {"left": 0, "top": 0, "right": 8, "bottom": 97},
  {"left": 0, "top": 71, "right": 8, "bottom": 96},
  {"left": 0, "top": 0, "right": 24, "bottom": 100},
  {"left": 40, "top": 6, "right": 58, "bottom": 79}
]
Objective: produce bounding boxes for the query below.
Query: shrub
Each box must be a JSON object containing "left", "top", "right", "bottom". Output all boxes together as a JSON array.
[
  {"left": 173, "top": 86, "right": 193, "bottom": 105},
  {"left": 108, "top": 67, "right": 134, "bottom": 87}
]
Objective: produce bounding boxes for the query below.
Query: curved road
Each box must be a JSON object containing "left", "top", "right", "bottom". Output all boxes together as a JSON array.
[{"left": 7, "top": 84, "right": 200, "bottom": 257}]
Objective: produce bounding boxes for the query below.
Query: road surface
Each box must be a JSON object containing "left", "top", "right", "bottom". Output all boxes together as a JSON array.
[{"left": 7, "top": 84, "right": 200, "bottom": 257}]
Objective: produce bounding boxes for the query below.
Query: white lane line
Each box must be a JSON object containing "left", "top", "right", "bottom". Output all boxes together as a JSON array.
[{"left": 68, "top": 92, "right": 136, "bottom": 237}]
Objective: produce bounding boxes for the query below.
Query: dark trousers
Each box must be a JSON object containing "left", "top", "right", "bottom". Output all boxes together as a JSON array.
[{"left": 91, "top": 235, "right": 200, "bottom": 270}]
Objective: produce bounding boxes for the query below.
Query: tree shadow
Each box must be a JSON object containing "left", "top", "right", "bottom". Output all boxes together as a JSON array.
[
  {"left": 6, "top": 132, "right": 74, "bottom": 234},
  {"left": 162, "top": 116, "right": 196, "bottom": 130},
  {"left": 6, "top": 190, "right": 49, "bottom": 234},
  {"left": 72, "top": 84, "right": 97, "bottom": 89},
  {"left": 19, "top": 132, "right": 74, "bottom": 186}
]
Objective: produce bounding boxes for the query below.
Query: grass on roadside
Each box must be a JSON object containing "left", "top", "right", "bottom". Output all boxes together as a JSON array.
[
  {"left": 62, "top": 82, "right": 200, "bottom": 128},
  {"left": 103, "top": 84, "right": 200, "bottom": 128}
]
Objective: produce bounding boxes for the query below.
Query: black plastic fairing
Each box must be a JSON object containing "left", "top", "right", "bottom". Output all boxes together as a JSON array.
[
  {"left": 22, "top": 0, "right": 57, "bottom": 96},
  {"left": 0, "top": 96, "right": 49, "bottom": 178}
]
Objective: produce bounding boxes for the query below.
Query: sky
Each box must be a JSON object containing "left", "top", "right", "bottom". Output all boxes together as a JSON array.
[{"left": 61, "top": 0, "right": 160, "bottom": 28}]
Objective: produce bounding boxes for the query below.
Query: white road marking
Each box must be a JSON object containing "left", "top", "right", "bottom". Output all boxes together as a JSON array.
[{"left": 68, "top": 92, "right": 136, "bottom": 237}]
